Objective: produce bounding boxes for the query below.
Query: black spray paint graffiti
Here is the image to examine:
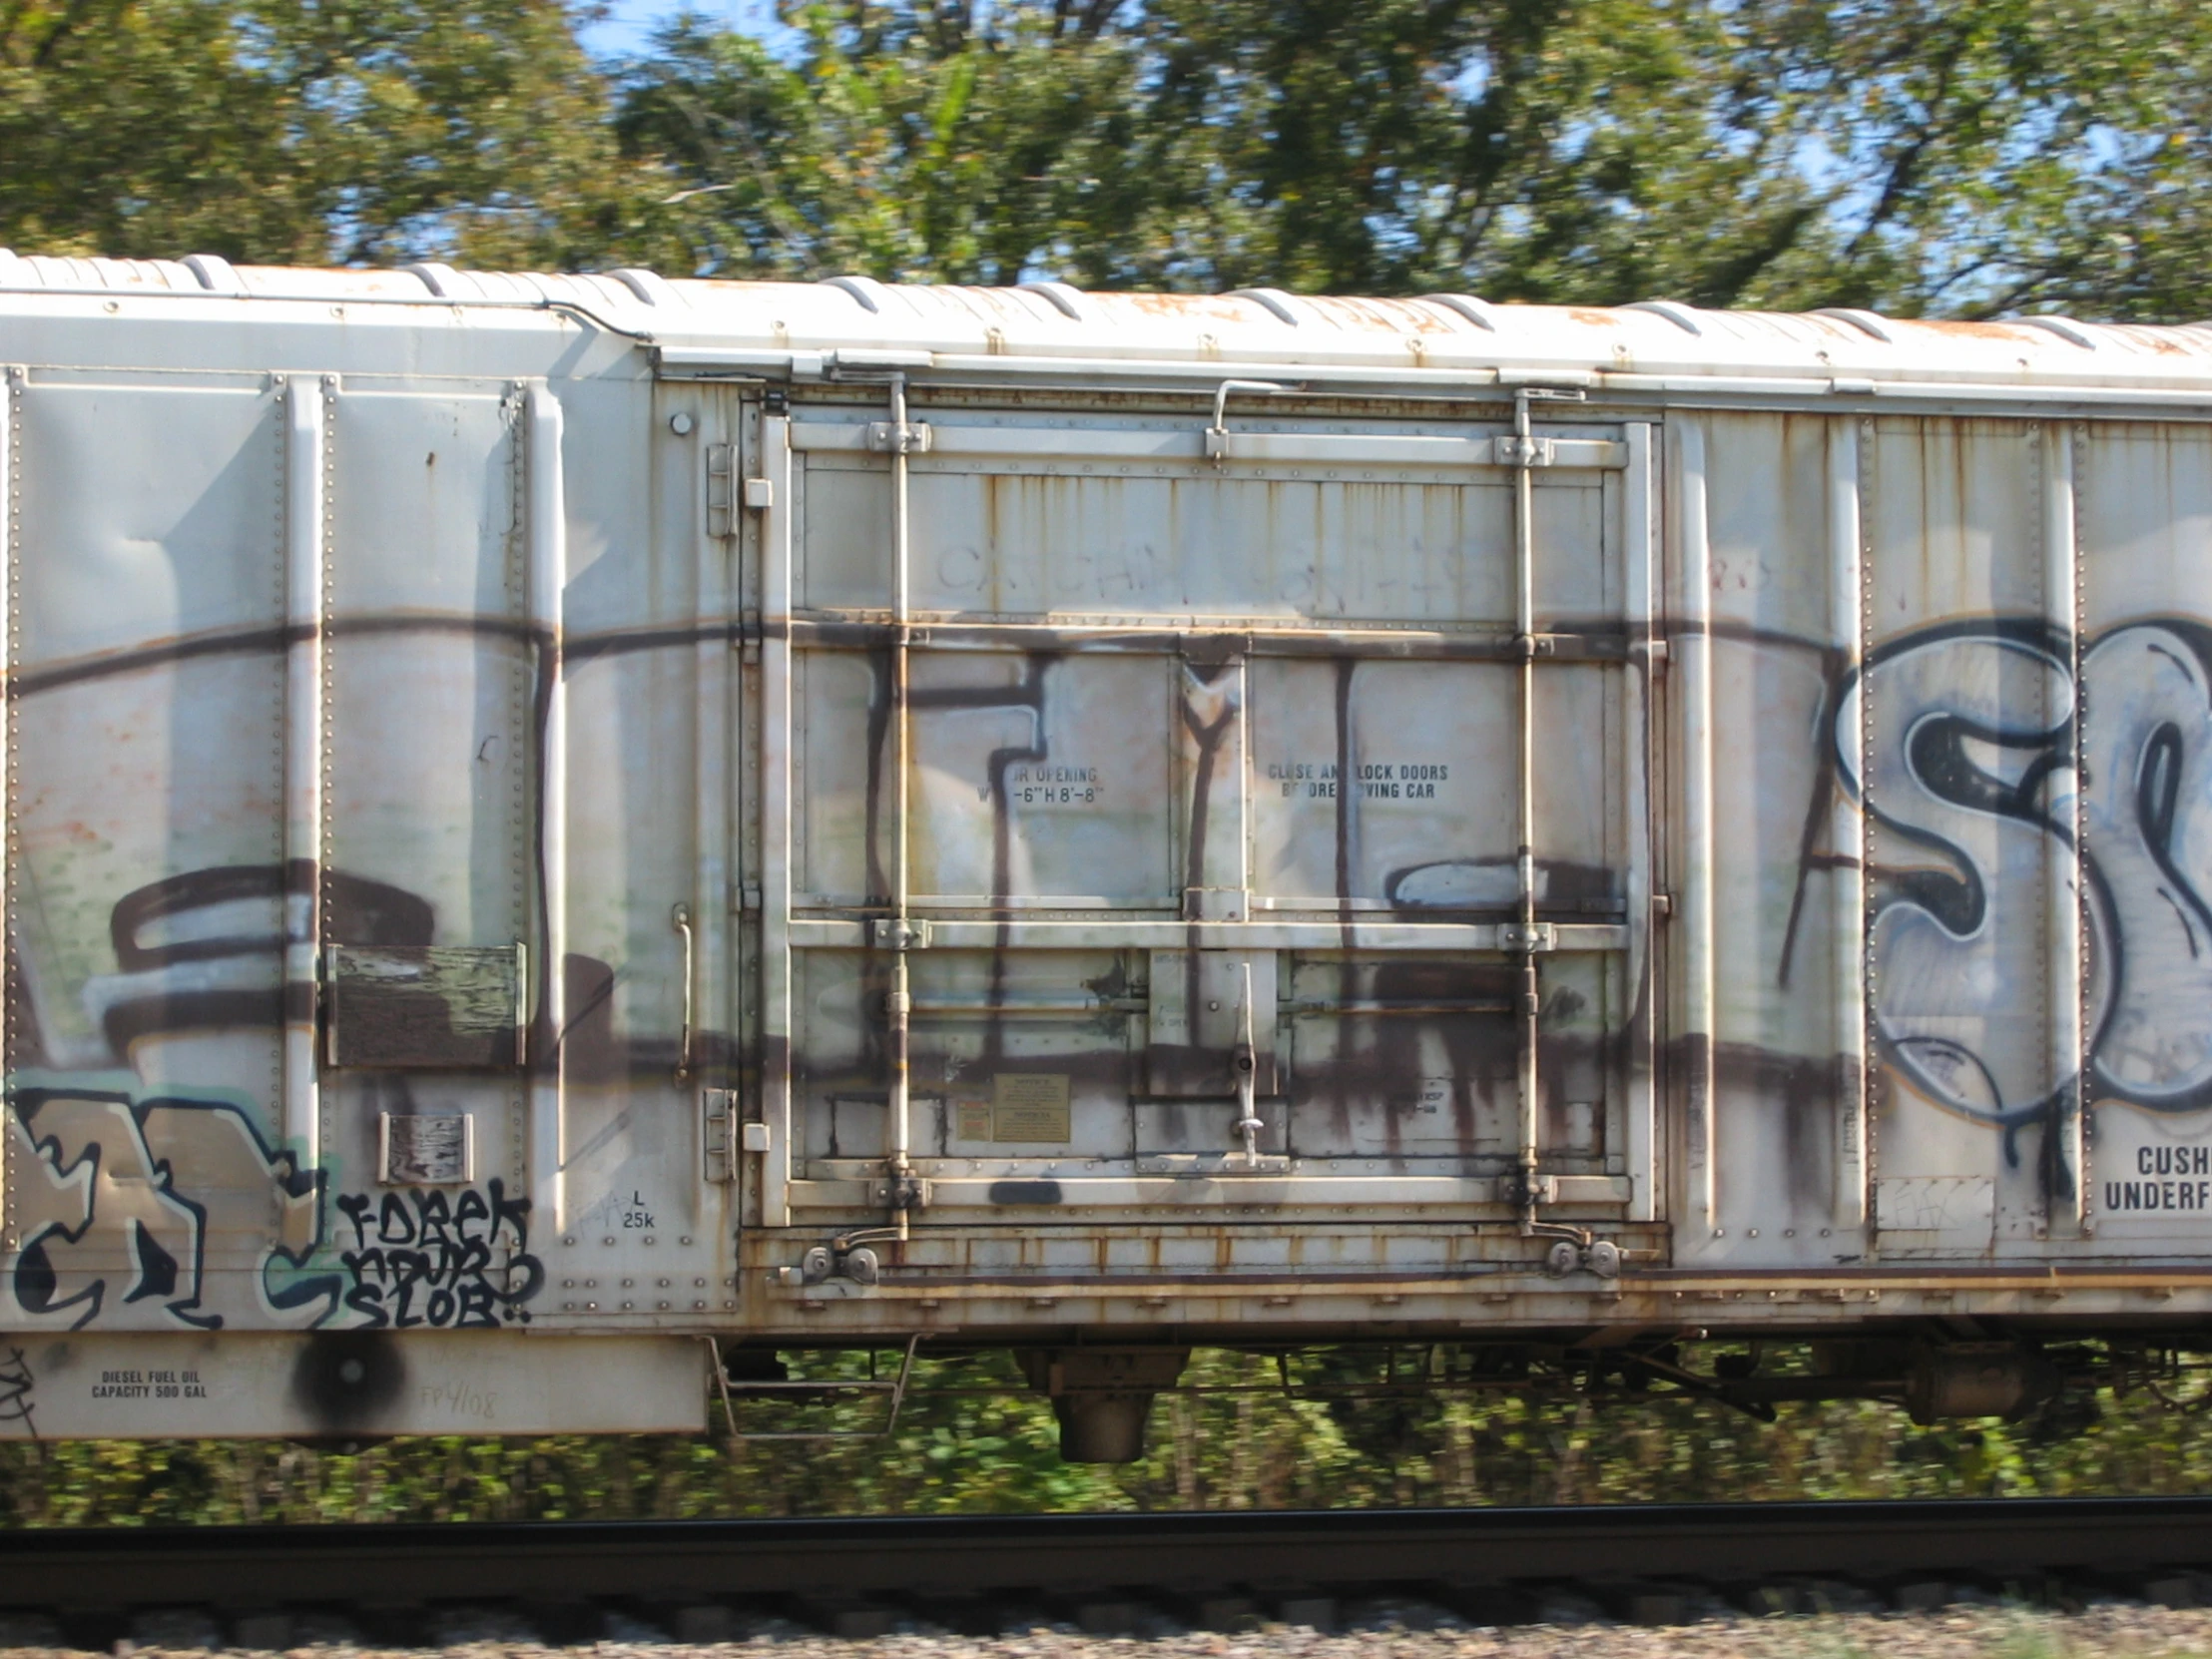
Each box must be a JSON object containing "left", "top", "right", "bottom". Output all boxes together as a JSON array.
[
  {"left": 0, "top": 1348, "right": 37, "bottom": 1437},
  {"left": 8, "top": 1090, "right": 335, "bottom": 1331},
  {"left": 333, "top": 1179, "right": 544, "bottom": 1329},
  {"left": 1821, "top": 617, "right": 2212, "bottom": 1158}
]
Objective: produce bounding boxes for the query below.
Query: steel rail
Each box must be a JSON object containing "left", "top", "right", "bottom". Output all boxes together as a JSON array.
[{"left": 5, "top": 1497, "right": 2212, "bottom": 1610}]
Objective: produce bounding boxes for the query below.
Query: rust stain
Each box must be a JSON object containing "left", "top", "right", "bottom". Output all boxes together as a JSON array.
[
  {"left": 1912, "top": 319, "right": 2037, "bottom": 342},
  {"left": 1109, "top": 291, "right": 1257, "bottom": 324},
  {"left": 1317, "top": 296, "right": 1449, "bottom": 334}
]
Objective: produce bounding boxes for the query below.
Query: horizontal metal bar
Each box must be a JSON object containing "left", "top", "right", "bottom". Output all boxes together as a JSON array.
[
  {"left": 787, "top": 918, "right": 1630, "bottom": 952},
  {"left": 660, "top": 344, "right": 2212, "bottom": 412},
  {"left": 784, "top": 617, "right": 1633, "bottom": 662},
  {"left": 909, "top": 1001, "right": 1143, "bottom": 1018},
  {"left": 785, "top": 1173, "right": 1633, "bottom": 1209},
  {"left": 13, "top": 1496, "right": 2212, "bottom": 1606},
  {"left": 1286, "top": 1001, "right": 1515, "bottom": 1016},
  {"left": 790, "top": 421, "right": 1626, "bottom": 470}
]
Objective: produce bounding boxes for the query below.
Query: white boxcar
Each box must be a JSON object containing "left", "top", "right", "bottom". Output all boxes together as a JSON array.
[{"left": 0, "top": 253, "right": 2209, "bottom": 1451}]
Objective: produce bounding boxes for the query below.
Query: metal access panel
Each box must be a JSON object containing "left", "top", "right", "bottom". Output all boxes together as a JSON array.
[
  {"left": 753, "top": 400, "right": 1658, "bottom": 1224},
  {"left": 1842, "top": 417, "right": 2212, "bottom": 1259}
]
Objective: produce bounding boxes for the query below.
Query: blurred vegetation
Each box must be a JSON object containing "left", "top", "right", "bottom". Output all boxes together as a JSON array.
[
  {"left": 4, "top": 1345, "right": 2211, "bottom": 1525},
  {"left": 4, "top": 0, "right": 2212, "bottom": 317}
]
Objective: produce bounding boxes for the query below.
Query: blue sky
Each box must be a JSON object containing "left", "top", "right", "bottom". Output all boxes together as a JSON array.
[{"left": 579, "top": 0, "right": 788, "bottom": 57}]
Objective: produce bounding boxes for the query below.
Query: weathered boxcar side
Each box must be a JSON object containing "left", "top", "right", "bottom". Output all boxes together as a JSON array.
[{"left": 1, "top": 255, "right": 2209, "bottom": 1450}]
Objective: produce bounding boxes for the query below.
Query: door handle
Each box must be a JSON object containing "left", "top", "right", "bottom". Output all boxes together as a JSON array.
[{"left": 672, "top": 902, "right": 694, "bottom": 1078}]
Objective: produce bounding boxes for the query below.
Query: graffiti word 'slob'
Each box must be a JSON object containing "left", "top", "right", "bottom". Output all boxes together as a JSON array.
[{"left": 334, "top": 1181, "right": 544, "bottom": 1330}]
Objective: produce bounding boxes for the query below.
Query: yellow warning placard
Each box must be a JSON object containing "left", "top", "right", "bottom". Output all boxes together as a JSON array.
[{"left": 991, "top": 1073, "right": 1072, "bottom": 1143}]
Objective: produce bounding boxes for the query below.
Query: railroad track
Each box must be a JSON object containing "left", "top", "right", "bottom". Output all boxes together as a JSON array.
[{"left": 4, "top": 1498, "right": 2212, "bottom": 1647}]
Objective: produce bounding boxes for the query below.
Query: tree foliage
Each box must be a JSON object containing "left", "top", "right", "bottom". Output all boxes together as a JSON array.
[
  {"left": 609, "top": 0, "right": 2212, "bottom": 319},
  {"left": 5, "top": 0, "right": 2212, "bottom": 317},
  {"left": 1, "top": 1346, "right": 2209, "bottom": 1525},
  {"left": 0, "top": 0, "right": 628, "bottom": 266}
]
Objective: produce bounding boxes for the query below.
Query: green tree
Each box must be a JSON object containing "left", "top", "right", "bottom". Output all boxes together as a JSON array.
[
  {"left": 0, "top": 0, "right": 630, "bottom": 266},
  {"left": 610, "top": 0, "right": 2212, "bottom": 319}
]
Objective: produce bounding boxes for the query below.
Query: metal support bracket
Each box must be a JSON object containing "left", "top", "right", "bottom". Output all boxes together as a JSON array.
[
  {"left": 706, "top": 442, "right": 736, "bottom": 538},
  {"left": 1495, "top": 434, "right": 1556, "bottom": 467},
  {"left": 1204, "top": 379, "right": 1293, "bottom": 461},
  {"left": 869, "top": 1174, "right": 932, "bottom": 1212},
  {"left": 871, "top": 917, "right": 931, "bottom": 950},
  {"left": 705, "top": 1335, "right": 923, "bottom": 1442},
  {"left": 1498, "top": 921, "right": 1557, "bottom": 952},
  {"left": 701, "top": 1087, "right": 737, "bottom": 1183},
  {"left": 866, "top": 419, "right": 932, "bottom": 454}
]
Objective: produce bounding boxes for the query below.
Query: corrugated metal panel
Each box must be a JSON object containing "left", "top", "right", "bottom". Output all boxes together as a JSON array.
[{"left": 8, "top": 256, "right": 2212, "bottom": 391}]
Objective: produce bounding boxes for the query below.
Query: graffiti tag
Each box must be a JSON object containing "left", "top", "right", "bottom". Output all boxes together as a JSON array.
[
  {"left": 0, "top": 1348, "right": 36, "bottom": 1436},
  {"left": 8, "top": 1090, "right": 333, "bottom": 1331},
  {"left": 333, "top": 1179, "right": 543, "bottom": 1330},
  {"left": 1830, "top": 617, "right": 2212, "bottom": 1148}
]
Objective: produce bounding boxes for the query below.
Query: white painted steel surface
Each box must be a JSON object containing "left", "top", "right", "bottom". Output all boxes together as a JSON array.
[{"left": 2, "top": 254, "right": 2212, "bottom": 1433}]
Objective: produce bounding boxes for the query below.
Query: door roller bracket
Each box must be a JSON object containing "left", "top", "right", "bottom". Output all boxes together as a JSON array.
[{"left": 1542, "top": 1238, "right": 1622, "bottom": 1280}]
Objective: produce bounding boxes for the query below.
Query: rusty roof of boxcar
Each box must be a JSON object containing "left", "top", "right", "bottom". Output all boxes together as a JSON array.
[{"left": 6, "top": 252, "right": 2212, "bottom": 393}]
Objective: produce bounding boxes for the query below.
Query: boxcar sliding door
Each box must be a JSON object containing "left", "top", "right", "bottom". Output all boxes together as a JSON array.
[{"left": 740, "top": 388, "right": 1660, "bottom": 1243}]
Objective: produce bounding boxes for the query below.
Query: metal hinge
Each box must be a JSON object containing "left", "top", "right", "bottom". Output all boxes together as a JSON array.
[
  {"left": 866, "top": 420, "right": 932, "bottom": 455},
  {"left": 1498, "top": 921, "right": 1557, "bottom": 952},
  {"left": 702, "top": 1087, "right": 739, "bottom": 1183},
  {"left": 1495, "top": 434, "right": 1556, "bottom": 467},
  {"left": 1652, "top": 893, "right": 1675, "bottom": 920},
  {"left": 706, "top": 442, "right": 736, "bottom": 538},
  {"left": 871, "top": 917, "right": 931, "bottom": 950}
]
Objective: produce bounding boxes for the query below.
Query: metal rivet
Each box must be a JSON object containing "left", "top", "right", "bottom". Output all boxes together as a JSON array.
[
  {"left": 1748, "top": 1229, "right": 1759, "bottom": 1238},
  {"left": 622, "top": 1302, "right": 635, "bottom": 1311},
  {"left": 694, "top": 1278, "right": 707, "bottom": 1288},
  {"left": 586, "top": 1301, "right": 598, "bottom": 1311},
  {"left": 603, "top": 1237, "right": 616, "bottom": 1247},
  {"left": 657, "top": 1301, "right": 671, "bottom": 1311},
  {"left": 658, "top": 1279, "right": 671, "bottom": 1289},
  {"left": 680, "top": 1237, "right": 694, "bottom": 1246},
  {"left": 644, "top": 1237, "right": 656, "bottom": 1247},
  {"left": 563, "top": 1236, "right": 577, "bottom": 1246},
  {"left": 621, "top": 1279, "right": 635, "bottom": 1288}
]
